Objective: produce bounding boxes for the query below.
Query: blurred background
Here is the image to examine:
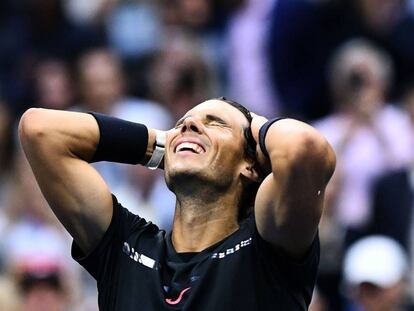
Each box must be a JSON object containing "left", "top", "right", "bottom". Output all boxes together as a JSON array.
[{"left": 0, "top": 0, "right": 414, "bottom": 310}]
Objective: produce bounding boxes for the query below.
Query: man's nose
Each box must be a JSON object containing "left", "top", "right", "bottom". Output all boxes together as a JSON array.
[{"left": 181, "top": 117, "right": 202, "bottom": 133}]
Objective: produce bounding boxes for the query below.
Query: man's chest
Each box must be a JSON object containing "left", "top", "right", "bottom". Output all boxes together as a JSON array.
[{"left": 100, "top": 236, "right": 276, "bottom": 310}]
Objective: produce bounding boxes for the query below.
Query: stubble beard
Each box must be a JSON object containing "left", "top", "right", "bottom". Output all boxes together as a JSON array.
[{"left": 165, "top": 167, "right": 234, "bottom": 203}]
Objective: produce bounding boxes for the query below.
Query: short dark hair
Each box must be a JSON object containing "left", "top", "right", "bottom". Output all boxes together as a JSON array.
[
  {"left": 215, "top": 97, "right": 260, "bottom": 221},
  {"left": 216, "top": 97, "right": 256, "bottom": 160}
]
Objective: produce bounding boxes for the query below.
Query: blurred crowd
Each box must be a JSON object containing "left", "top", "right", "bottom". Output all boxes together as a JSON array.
[{"left": 0, "top": 0, "right": 414, "bottom": 310}]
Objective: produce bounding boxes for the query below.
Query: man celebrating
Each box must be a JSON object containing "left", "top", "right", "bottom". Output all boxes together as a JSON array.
[{"left": 19, "top": 98, "right": 335, "bottom": 310}]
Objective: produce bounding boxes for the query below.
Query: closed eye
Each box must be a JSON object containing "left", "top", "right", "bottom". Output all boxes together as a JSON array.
[
  {"left": 205, "top": 115, "right": 231, "bottom": 128},
  {"left": 174, "top": 115, "right": 231, "bottom": 129},
  {"left": 207, "top": 121, "right": 223, "bottom": 126}
]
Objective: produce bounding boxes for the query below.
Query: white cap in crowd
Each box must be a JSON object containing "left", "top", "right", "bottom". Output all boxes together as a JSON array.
[{"left": 343, "top": 235, "right": 408, "bottom": 288}]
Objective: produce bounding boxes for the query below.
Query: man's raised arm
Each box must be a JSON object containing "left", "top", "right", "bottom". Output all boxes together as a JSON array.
[
  {"left": 19, "top": 108, "right": 156, "bottom": 254},
  {"left": 252, "top": 117, "right": 336, "bottom": 259}
]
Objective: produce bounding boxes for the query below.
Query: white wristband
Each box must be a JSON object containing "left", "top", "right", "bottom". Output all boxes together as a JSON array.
[{"left": 145, "top": 130, "right": 166, "bottom": 170}]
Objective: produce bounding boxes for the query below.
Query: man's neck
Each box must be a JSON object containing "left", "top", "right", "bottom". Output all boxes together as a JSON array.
[{"left": 171, "top": 193, "right": 240, "bottom": 253}]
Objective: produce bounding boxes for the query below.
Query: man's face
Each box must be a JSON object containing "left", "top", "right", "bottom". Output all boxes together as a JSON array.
[{"left": 164, "top": 99, "right": 251, "bottom": 191}]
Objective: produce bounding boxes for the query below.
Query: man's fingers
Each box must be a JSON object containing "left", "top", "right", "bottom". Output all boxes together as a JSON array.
[{"left": 250, "top": 114, "right": 268, "bottom": 142}]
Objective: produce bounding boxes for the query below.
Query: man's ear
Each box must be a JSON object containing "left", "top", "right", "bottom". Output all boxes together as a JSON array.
[{"left": 241, "top": 162, "right": 261, "bottom": 183}]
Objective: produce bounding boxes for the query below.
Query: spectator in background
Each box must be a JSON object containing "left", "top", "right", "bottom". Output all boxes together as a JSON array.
[
  {"left": 76, "top": 48, "right": 127, "bottom": 115},
  {"left": 3, "top": 221, "right": 75, "bottom": 311},
  {"left": 267, "top": 0, "right": 414, "bottom": 120},
  {"left": 19, "top": 270, "right": 66, "bottom": 311},
  {"left": 0, "top": 148, "right": 93, "bottom": 309},
  {"left": 314, "top": 39, "right": 414, "bottom": 239},
  {"left": 0, "top": 151, "right": 83, "bottom": 310},
  {"left": 32, "top": 58, "right": 74, "bottom": 110},
  {"left": 0, "top": 0, "right": 106, "bottom": 114},
  {"left": 160, "top": 0, "right": 245, "bottom": 91},
  {"left": 343, "top": 236, "right": 411, "bottom": 311},
  {"left": 0, "top": 150, "right": 83, "bottom": 303},
  {"left": 313, "top": 39, "right": 414, "bottom": 311},
  {"left": 147, "top": 31, "right": 215, "bottom": 120}
]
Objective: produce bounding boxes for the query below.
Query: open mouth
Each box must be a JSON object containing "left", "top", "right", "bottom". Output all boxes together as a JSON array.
[{"left": 175, "top": 142, "right": 205, "bottom": 154}]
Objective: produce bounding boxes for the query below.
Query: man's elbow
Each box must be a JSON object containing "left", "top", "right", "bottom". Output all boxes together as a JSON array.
[
  {"left": 19, "top": 108, "right": 45, "bottom": 138},
  {"left": 19, "top": 108, "right": 50, "bottom": 147},
  {"left": 267, "top": 119, "right": 336, "bottom": 182}
]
